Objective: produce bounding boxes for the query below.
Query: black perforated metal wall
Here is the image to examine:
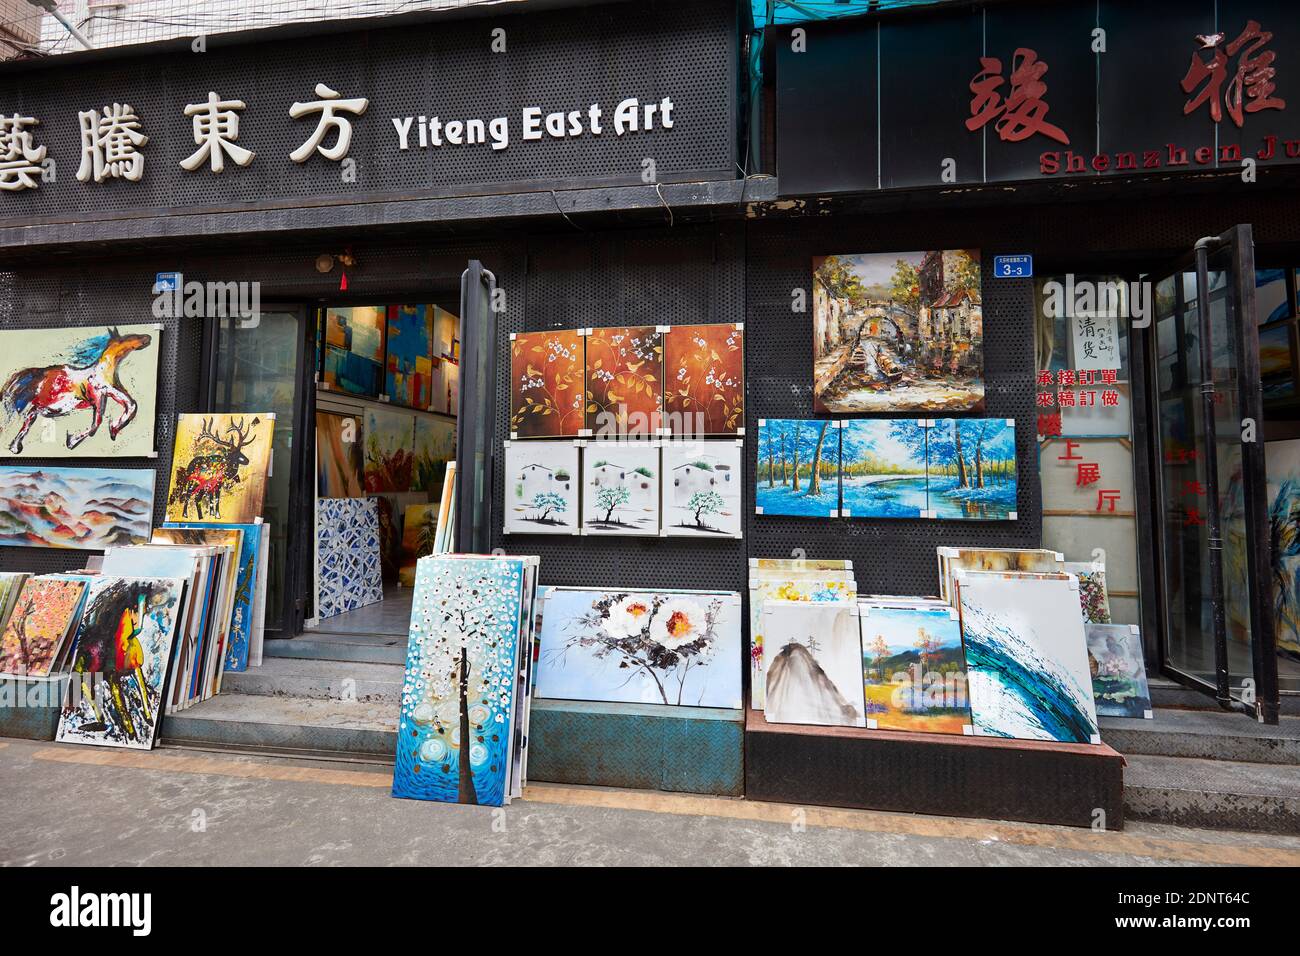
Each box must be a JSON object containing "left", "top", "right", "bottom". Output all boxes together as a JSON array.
[{"left": 0, "top": 0, "right": 736, "bottom": 224}]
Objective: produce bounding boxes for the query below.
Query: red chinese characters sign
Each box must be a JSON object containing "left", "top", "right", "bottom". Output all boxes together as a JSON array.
[
  {"left": 1181, "top": 20, "right": 1286, "bottom": 128},
  {"left": 967, "top": 48, "right": 1070, "bottom": 145}
]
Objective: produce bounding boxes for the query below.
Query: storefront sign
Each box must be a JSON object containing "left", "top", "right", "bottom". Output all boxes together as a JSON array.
[{"left": 775, "top": 0, "right": 1300, "bottom": 196}]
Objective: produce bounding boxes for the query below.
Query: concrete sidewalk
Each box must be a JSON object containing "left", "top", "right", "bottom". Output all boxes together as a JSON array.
[{"left": 2, "top": 737, "right": 1299, "bottom": 867}]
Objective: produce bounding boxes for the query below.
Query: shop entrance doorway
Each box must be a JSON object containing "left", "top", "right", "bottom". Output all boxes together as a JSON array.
[{"left": 1144, "top": 225, "right": 1280, "bottom": 723}]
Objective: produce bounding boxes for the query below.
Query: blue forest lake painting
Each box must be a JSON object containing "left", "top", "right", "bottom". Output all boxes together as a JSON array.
[
  {"left": 926, "top": 418, "right": 1017, "bottom": 520},
  {"left": 840, "top": 419, "right": 928, "bottom": 518},
  {"left": 755, "top": 419, "right": 841, "bottom": 517}
]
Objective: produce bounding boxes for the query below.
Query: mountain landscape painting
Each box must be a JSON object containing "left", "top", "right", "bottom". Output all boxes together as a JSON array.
[
  {"left": 859, "top": 605, "right": 971, "bottom": 734},
  {"left": 0, "top": 466, "right": 155, "bottom": 550},
  {"left": 761, "top": 600, "right": 865, "bottom": 727}
]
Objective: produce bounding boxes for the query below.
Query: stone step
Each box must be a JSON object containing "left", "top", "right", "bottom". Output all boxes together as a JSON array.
[
  {"left": 264, "top": 632, "right": 407, "bottom": 666},
  {"left": 1100, "top": 709, "right": 1300, "bottom": 765},
  {"left": 1123, "top": 753, "right": 1300, "bottom": 834},
  {"left": 221, "top": 658, "right": 404, "bottom": 704},
  {"left": 159, "top": 692, "right": 398, "bottom": 762}
]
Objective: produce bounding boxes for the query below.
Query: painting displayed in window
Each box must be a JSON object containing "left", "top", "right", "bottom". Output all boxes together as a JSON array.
[
  {"left": 322, "top": 306, "right": 385, "bottom": 397},
  {"left": 813, "top": 250, "right": 983, "bottom": 413},
  {"left": 316, "top": 411, "right": 364, "bottom": 498},
  {"left": 384, "top": 304, "right": 435, "bottom": 409}
]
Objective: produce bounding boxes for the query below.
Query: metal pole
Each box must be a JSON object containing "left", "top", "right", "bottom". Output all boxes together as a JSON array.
[
  {"left": 1193, "top": 236, "right": 1231, "bottom": 709},
  {"left": 27, "top": 0, "right": 95, "bottom": 50}
]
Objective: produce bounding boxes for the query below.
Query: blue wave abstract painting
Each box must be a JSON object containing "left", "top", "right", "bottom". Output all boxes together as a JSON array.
[
  {"left": 755, "top": 419, "right": 841, "bottom": 517},
  {"left": 957, "top": 573, "right": 1099, "bottom": 743},
  {"left": 393, "top": 555, "right": 527, "bottom": 807}
]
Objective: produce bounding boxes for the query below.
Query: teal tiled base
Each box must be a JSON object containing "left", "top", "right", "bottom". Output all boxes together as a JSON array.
[
  {"left": 0, "top": 677, "right": 68, "bottom": 741},
  {"left": 527, "top": 698, "right": 744, "bottom": 797}
]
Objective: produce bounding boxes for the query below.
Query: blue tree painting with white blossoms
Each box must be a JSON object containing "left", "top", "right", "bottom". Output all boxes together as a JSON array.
[{"left": 393, "top": 556, "right": 526, "bottom": 806}]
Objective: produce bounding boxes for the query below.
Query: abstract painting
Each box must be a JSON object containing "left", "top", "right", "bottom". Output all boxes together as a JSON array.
[
  {"left": 0, "top": 466, "right": 154, "bottom": 550},
  {"left": 0, "top": 323, "right": 159, "bottom": 458},
  {"left": 316, "top": 411, "right": 364, "bottom": 498},
  {"left": 662, "top": 324, "right": 744, "bottom": 435},
  {"left": 840, "top": 419, "right": 929, "bottom": 518},
  {"left": 1266, "top": 438, "right": 1300, "bottom": 656},
  {"left": 385, "top": 304, "right": 434, "bottom": 409},
  {"left": 166, "top": 413, "right": 274, "bottom": 523},
  {"left": 56, "top": 575, "right": 186, "bottom": 750},
  {"left": 584, "top": 326, "right": 663, "bottom": 437},
  {"left": 322, "top": 306, "right": 385, "bottom": 397},
  {"left": 761, "top": 600, "right": 864, "bottom": 727},
  {"left": 661, "top": 440, "right": 742, "bottom": 538},
  {"left": 503, "top": 440, "right": 580, "bottom": 536},
  {"left": 364, "top": 407, "right": 414, "bottom": 493},
  {"left": 860, "top": 605, "right": 971, "bottom": 734},
  {"left": 749, "top": 573, "right": 857, "bottom": 710},
  {"left": 813, "top": 250, "right": 983, "bottom": 413},
  {"left": 582, "top": 441, "right": 660, "bottom": 536},
  {"left": 957, "top": 572, "right": 1099, "bottom": 743},
  {"left": 398, "top": 502, "right": 440, "bottom": 588},
  {"left": 1086, "top": 623, "right": 1152, "bottom": 719},
  {"left": 510, "top": 330, "right": 585, "bottom": 438},
  {"left": 0, "top": 577, "right": 87, "bottom": 677},
  {"left": 926, "top": 418, "right": 1017, "bottom": 520},
  {"left": 161, "top": 521, "right": 262, "bottom": 672},
  {"left": 755, "top": 419, "right": 840, "bottom": 517},
  {"left": 393, "top": 555, "right": 530, "bottom": 806},
  {"left": 535, "top": 588, "right": 743, "bottom": 708},
  {"left": 412, "top": 415, "right": 456, "bottom": 493},
  {"left": 1063, "top": 561, "right": 1111, "bottom": 624},
  {"left": 317, "top": 498, "right": 383, "bottom": 618}
]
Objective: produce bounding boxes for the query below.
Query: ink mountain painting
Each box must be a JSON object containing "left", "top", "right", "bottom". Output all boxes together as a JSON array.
[
  {"left": 813, "top": 251, "right": 983, "bottom": 414},
  {"left": 0, "top": 466, "right": 155, "bottom": 550}
]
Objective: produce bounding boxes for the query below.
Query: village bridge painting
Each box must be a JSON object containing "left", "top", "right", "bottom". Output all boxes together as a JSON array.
[{"left": 813, "top": 250, "right": 984, "bottom": 414}]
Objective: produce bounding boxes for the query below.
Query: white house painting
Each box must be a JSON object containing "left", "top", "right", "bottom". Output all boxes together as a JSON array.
[
  {"left": 503, "top": 440, "right": 580, "bottom": 535},
  {"left": 662, "top": 441, "right": 742, "bottom": 538},
  {"left": 582, "top": 441, "right": 660, "bottom": 536}
]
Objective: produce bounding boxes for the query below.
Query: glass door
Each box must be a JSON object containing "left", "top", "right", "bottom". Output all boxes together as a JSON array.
[
  {"left": 1147, "top": 225, "right": 1279, "bottom": 723},
  {"left": 208, "top": 307, "right": 314, "bottom": 634}
]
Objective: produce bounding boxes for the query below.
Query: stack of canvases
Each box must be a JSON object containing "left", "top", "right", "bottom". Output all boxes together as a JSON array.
[
  {"left": 503, "top": 324, "right": 744, "bottom": 538},
  {"left": 392, "top": 554, "right": 539, "bottom": 807},
  {"left": 756, "top": 547, "right": 1154, "bottom": 744}
]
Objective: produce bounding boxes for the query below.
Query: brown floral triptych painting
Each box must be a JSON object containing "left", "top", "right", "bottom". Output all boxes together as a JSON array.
[{"left": 510, "top": 324, "right": 744, "bottom": 438}]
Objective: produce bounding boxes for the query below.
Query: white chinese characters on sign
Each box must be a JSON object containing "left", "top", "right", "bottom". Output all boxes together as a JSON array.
[
  {"left": 76, "top": 103, "right": 148, "bottom": 183},
  {"left": 0, "top": 114, "right": 46, "bottom": 191},
  {"left": 289, "top": 83, "right": 369, "bottom": 162},
  {"left": 180, "top": 91, "right": 254, "bottom": 173}
]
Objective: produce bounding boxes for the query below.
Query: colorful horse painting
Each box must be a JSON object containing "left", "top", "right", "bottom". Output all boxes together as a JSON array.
[{"left": 1, "top": 326, "right": 154, "bottom": 454}]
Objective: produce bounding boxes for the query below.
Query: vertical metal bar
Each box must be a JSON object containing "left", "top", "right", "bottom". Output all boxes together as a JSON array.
[
  {"left": 1128, "top": 279, "right": 1162, "bottom": 672},
  {"left": 1226, "top": 224, "right": 1280, "bottom": 723},
  {"left": 1194, "top": 237, "right": 1232, "bottom": 708}
]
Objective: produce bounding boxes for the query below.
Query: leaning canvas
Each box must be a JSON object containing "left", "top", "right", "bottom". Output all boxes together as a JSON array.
[
  {"left": 0, "top": 466, "right": 155, "bottom": 550},
  {"left": 1086, "top": 623, "right": 1152, "bottom": 719},
  {"left": 166, "top": 413, "right": 274, "bottom": 523},
  {"left": 860, "top": 605, "right": 971, "bottom": 734},
  {"left": 364, "top": 406, "right": 415, "bottom": 493},
  {"left": 535, "top": 588, "right": 743, "bottom": 709},
  {"left": 840, "top": 419, "right": 929, "bottom": 518},
  {"left": 755, "top": 419, "right": 841, "bottom": 517},
  {"left": 317, "top": 498, "right": 383, "bottom": 618},
  {"left": 56, "top": 575, "right": 187, "bottom": 750},
  {"left": 161, "top": 521, "right": 262, "bottom": 672},
  {"left": 761, "top": 600, "right": 865, "bottom": 727},
  {"left": 812, "top": 250, "right": 983, "bottom": 413},
  {"left": 661, "top": 440, "right": 743, "bottom": 538},
  {"left": 926, "top": 418, "right": 1017, "bottom": 520},
  {"left": 412, "top": 415, "right": 456, "bottom": 493},
  {"left": 1265, "top": 438, "right": 1300, "bottom": 656},
  {"left": 957, "top": 572, "right": 1100, "bottom": 743},
  {"left": 503, "top": 440, "right": 580, "bottom": 535},
  {"left": 582, "top": 441, "right": 660, "bottom": 536},
  {"left": 0, "top": 577, "right": 88, "bottom": 677},
  {"left": 748, "top": 573, "right": 857, "bottom": 710},
  {"left": 0, "top": 324, "right": 160, "bottom": 458},
  {"left": 393, "top": 555, "right": 530, "bottom": 806},
  {"left": 316, "top": 411, "right": 364, "bottom": 498}
]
